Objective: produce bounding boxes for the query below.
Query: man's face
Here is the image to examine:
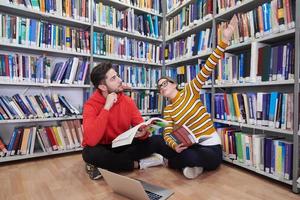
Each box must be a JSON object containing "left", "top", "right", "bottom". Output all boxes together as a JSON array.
[{"left": 101, "top": 68, "right": 123, "bottom": 93}]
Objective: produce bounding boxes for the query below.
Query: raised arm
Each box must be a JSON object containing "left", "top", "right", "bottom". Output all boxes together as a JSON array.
[{"left": 188, "top": 15, "right": 238, "bottom": 93}]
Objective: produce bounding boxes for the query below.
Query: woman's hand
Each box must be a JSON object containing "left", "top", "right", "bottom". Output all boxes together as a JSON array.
[
  {"left": 175, "top": 143, "right": 188, "bottom": 153},
  {"left": 222, "top": 15, "right": 238, "bottom": 44}
]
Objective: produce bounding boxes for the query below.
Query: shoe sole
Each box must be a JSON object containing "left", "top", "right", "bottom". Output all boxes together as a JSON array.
[
  {"left": 89, "top": 173, "right": 102, "bottom": 180},
  {"left": 183, "top": 167, "right": 203, "bottom": 179}
]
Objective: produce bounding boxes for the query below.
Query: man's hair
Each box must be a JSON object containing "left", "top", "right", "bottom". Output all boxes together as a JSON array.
[{"left": 90, "top": 62, "right": 114, "bottom": 88}]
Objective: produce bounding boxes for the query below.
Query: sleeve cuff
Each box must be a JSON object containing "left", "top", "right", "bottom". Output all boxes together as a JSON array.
[{"left": 219, "top": 40, "right": 229, "bottom": 49}]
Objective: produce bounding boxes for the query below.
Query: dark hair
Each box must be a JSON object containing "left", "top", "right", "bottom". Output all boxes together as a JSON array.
[
  {"left": 90, "top": 62, "right": 114, "bottom": 88},
  {"left": 157, "top": 76, "right": 179, "bottom": 90},
  {"left": 157, "top": 76, "right": 177, "bottom": 85}
]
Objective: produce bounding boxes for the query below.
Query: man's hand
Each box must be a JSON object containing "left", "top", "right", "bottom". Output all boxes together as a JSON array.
[
  {"left": 135, "top": 125, "right": 151, "bottom": 140},
  {"left": 121, "top": 83, "right": 131, "bottom": 90},
  {"left": 175, "top": 143, "right": 188, "bottom": 153},
  {"left": 104, "top": 92, "right": 118, "bottom": 110},
  {"left": 222, "top": 15, "right": 238, "bottom": 44}
]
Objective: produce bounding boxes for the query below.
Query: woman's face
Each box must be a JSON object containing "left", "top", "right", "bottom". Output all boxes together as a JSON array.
[{"left": 158, "top": 79, "right": 177, "bottom": 98}]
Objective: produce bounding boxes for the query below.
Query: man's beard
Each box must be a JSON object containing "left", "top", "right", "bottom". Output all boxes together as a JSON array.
[{"left": 107, "top": 84, "right": 123, "bottom": 94}]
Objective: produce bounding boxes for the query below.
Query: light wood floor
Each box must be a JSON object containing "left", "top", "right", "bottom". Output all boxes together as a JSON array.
[{"left": 0, "top": 153, "right": 299, "bottom": 200}]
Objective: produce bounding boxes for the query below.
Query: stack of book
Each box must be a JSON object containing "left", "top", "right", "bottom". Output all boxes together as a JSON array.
[
  {"left": 214, "top": 92, "right": 293, "bottom": 130},
  {"left": 0, "top": 94, "right": 80, "bottom": 120},
  {"left": 0, "top": 13, "right": 90, "bottom": 53},
  {"left": 0, "top": 119, "right": 83, "bottom": 157},
  {"left": 4, "top": 0, "right": 90, "bottom": 22},
  {"left": 217, "top": 127, "right": 293, "bottom": 180},
  {"left": 0, "top": 54, "right": 89, "bottom": 85}
]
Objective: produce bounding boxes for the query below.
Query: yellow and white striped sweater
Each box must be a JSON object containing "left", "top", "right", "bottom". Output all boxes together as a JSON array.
[{"left": 163, "top": 41, "right": 228, "bottom": 149}]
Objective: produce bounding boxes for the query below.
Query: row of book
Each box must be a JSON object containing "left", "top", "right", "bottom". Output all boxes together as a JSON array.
[
  {"left": 0, "top": 120, "right": 83, "bottom": 157},
  {"left": 200, "top": 92, "right": 211, "bottom": 114},
  {"left": 217, "top": 0, "right": 295, "bottom": 45},
  {"left": 0, "top": 13, "right": 90, "bottom": 53},
  {"left": 166, "top": 0, "right": 184, "bottom": 12},
  {"left": 5, "top": 0, "right": 90, "bottom": 22},
  {"left": 93, "top": 32, "right": 162, "bottom": 64},
  {"left": 215, "top": 42, "right": 295, "bottom": 84},
  {"left": 166, "top": 60, "right": 211, "bottom": 87},
  {"left": 216, "top": 0, "right": 246, "bottom": 14},
  {"left": 117, "top": 0, "right": 162, "bottom": 14},
  {"left": 166, "top": 0, "right": 213, "bottom": 36},
  {"left": 0, "top": 54, "right": 89, "bottom": 85},
  {"left": 93, "top": 3, "right": 161, "bottom": 39},
  {"left": 165, "top": 28, "right": 212, "bottom": 62},
  {"left": 51, "top": 57, "right": 89, "bottom": 84},
  {"left": 217, "top": 128, "right": 293, "bottom": 180},
  {"left": 0, "top": 94, "right": 80, "bottom": 120},
  {"left": 125, "top": 91, "right": 162, "bottom": 114},
  {"left": 214, "top": 92, "right": 293, "bottom": 130},
  {"left": 115, "top": 64, "right": 161, "bottom": 88}
]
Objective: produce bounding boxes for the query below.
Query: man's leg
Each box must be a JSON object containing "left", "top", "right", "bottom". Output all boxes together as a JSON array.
[
  {"left": 82, "top": 137, "right": 165, "bottom": 172},
  {"left": 82, "top": 144, "right": 135, "bottom": 172}
]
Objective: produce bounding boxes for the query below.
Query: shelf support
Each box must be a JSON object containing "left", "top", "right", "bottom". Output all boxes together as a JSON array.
[{"left": 292, "top": 0, "right": 300, "bottom": 193}]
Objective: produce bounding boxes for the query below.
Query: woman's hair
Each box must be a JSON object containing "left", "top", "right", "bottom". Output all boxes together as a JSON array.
[{"left": 157, "top": 76, "right": 179, "bottom": 90}]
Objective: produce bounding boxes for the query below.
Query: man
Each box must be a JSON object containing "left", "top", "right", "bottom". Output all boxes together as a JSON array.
[{"left": 82, "top": 62, "right": 163, "bottom": 180}]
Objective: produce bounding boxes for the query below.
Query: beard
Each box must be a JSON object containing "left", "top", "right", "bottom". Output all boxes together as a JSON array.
[{"left": 107, "top": 83, "right": 123, "bottom": 94}]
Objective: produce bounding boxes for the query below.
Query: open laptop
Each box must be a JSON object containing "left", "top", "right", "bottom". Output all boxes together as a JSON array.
[{"left": 99, "top": 168, "right": 174, "bottom": 200}]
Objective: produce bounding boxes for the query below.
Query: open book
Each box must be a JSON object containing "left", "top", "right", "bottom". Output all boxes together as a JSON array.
[
  {"left": 168, "top": 125, "right": 198, "bottom": 147},
  {"left": 112, "top": 117, "right": 168, "bottom": 148}
]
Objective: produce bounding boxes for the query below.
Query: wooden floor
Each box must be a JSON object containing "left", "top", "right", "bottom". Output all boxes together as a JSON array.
[{"left": 0, "top": 153, "right": 299, "bottom": 200}]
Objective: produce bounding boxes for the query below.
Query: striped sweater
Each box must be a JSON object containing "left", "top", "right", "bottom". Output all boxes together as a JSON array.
[{"left": 163, "top": 41, "right": 228, "bottom": 149}]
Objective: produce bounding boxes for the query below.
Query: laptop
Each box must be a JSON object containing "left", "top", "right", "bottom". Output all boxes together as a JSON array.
[{"left": 99, "top": 168, "right": 174, "bottom": 200}]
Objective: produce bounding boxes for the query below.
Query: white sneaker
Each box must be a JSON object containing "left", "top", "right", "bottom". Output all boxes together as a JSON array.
[
  {"left": 139, "top": 153, "right": 164, "bottom": 169},
  {"left": 183, "top": 167, "right": 203, "bottom": 179}
]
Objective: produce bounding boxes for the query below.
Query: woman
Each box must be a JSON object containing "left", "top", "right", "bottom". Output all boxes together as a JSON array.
[{"left": 156, "top": 15, "right": 238, "bottom": 179}]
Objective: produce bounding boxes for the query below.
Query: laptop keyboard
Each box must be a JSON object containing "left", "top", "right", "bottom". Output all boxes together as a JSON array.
[{"left": 145, "top": 190, "right": 162, "bottom": 200}]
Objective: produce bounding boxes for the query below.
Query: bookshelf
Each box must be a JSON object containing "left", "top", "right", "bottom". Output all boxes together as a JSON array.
[
  {"left": 164, "top": 0, "right": 300, "bottom": 193},
  {"left": 0, "top": 116, "right": 83, "bottom": 124},
  {"left": 0, "top": 81, "right": 90, "bottom": 88},
  {"left": 0, "top": 0, "right": 91, "bottom": 163},
  {"left": 90, "top": 0, "right": 164, "bottom": 116},
  {"left": 0, "top": 0, "right": 164, "bottom": 162},
  {"left": 1, "top": 0, "right": 299, "bottom": 193},
  {"left": 101, "top": 0, "right": 163, "bottom": 17},
  {"left": 0, "top": 3, "right": 91, "bottom": 27},
  {"left": 223, "top": 155, "right": 293, "bottom": 185},
  {"left": 0, "top": 147, "right": 83, "bottom": 163},
  {"left": 165, "top": 49, "right": 212, "bottom": 66}
]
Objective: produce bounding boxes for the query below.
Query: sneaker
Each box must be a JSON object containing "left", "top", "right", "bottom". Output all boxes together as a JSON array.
[
  {"left": 139, "top": 153, "right": 164, "bottom": 169},
  {"left": 182, "top": 166, "right": 203, "bottom": 179},
  {"left": 86, "top": 163, "right": 102, "bottom": 180}
]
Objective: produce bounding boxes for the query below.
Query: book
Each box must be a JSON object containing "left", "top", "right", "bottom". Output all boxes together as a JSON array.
[
  {"left": 112, "top": 117, "right": 168, "bottom": 148},
  {"left": 169, "top": 125, "right": 198, "bottom": 147}
]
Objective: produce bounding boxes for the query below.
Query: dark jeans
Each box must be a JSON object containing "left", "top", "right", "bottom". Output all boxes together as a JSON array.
[
  {"left": 152, "top": 136, "right": 223, "bottom": 170},
  {"left": 82, "top": 136, "right": 162, "bottom": 172}
]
